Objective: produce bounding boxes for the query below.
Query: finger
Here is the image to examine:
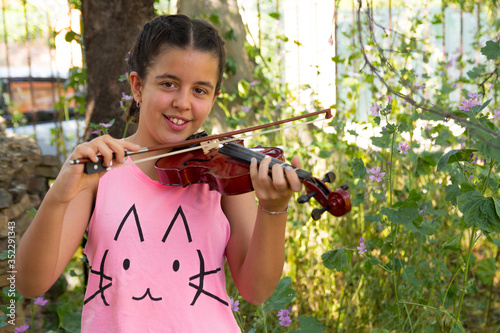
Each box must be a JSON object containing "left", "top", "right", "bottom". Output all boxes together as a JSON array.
[
  {"left": 271, "top": 163, "right": 289, "bottom": 193},
  {"left": 93, "top": 139, "right": 115, "bottom": 168},
  {"left": 290, "top": 156, "right": 302, "bottom": 169},
  {"left": 284, "top": 164, "right": 303, "bottom": 192}
]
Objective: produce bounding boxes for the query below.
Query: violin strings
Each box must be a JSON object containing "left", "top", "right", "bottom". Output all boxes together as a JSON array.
[
  {"left": 219, "top": 143, "right": 317, "bottom": 183},
  {"left": 109, "top": 116, "right": 330, "bottom": 171}
]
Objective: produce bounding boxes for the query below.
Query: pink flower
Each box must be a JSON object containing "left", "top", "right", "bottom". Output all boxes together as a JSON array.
[
  {"left": 230, "top": 298, "right": 239, "bottom": 312},
  {"left": 278, "top": 307, "right": 292, "bottom": 327},
  {"left": 370, "top": 103, "right": 381, "bottom": 116},
  {"left": 33, "top": 296, "right": 48, "bottom": 306},
  {"left": 397, "top": 142, "right": 410, "bottom": 154},
  {"left": 458, "top": 98, "right": 477, "bottom": 112},
  {"left": 492, "top": 108, "right": 500, "bottom": 120},
  {"left": 368, "top": 166, "right": 385, "bottom": 182},
  {"left": 357, "top": 237, "right": 367, "bottom": 255},
  {"left": 15, "top": 324, "right": 29, "bottom": 333}
]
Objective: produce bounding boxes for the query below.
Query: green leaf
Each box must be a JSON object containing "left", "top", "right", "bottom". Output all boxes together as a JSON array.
[
  {"left": 450, "top": 321, "right": 466, "bottom": 333},
  {"left": 476, "top": 138, "right": 500, "bottom": 164},
  {"left": 457, "top": 191, "right": 500, "bottom": 233},
  {"left": 445, "top": 184, "right": 461, "bottom": 205},
  {"left": 322, "top": 248, "right": 348, "bottom": 272},
  {"left": 268, "top": 12, "right": 281, "bottom": 19},
  {"left": 481, "top": 39, "right": 500, "bottom": 60},
  {"left": 290, "top": 316, "right": 325, "bottom": 332},
  {"left": 262, "top": 277, "right": 295, "bottom": 311},
  {"left": 467, "top": 65, "right": 486, "bottom": 79},
  {"left": 371, "top": 134, "right": 392, "bottom": 149},
  {"left": 380, "top": 206, "right": 420, "bottom": 233},
  {"left": 237, "top": 80, "right": 250, "bottom": 96},
  {"left": 477, "top": 257, "right": 496, "bottom": 285},
  {"left": 57, "top": 303, "right": 82, "bottom": 333},
  {"left": 351, "top": 158, "right": 367, "bottom": 179},
  {"left": 437, "top": 149, "right": 476, "bottom": 171}
]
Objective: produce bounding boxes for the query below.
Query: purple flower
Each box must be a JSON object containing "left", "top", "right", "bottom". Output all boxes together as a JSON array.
[
  {"left": 387, "top": 96, "right": 392, "bottom": 104},
  {"left": 249, "top": 80, "right": 260, "bottom": 86},
  {"left": 367, "top": 166, "right": 385, "bottom": 182},
  {"left": 370, "top": 103, "right": 381, "bottom": 117},
  {"left": 467, "top": 92, "right": 482, "bottom": 100},
  {"left": 458, "top": 98, "right": 477, "bottom": 112},
  {"left": 357, "top": 237, "right": 367, "bottom": 255},
  {"left": 121, "top": 92, "right": 133, "bottom": 101},
  {"left": 419, "top": 205, "right": 427, "bottom": 215},
  {"left": 398, "top": 142, "right": 410, "bottom": 154},
  {"left": 241, "top": 106, "right": 251, "bottom": 113},
  {"left": 33, "top": 296, "right": 48, "bottom": 306},
  {"left": 92, "top": 129, "right": 102, "bottom": 135},
  {"left": 278, "top": 307, "right": 292, "bottom": 327},
  {"left": 15, "top": 324, "right": 29, "bottom": 333},
  {"left": 492, "top": 108, "right": 500, "bottom": 120},
  {"left": 99, "top": 122, "right": 112, "bottom": 128},
  {"left": 230, "top": 298, "right": 239, "bottom": 312},
  {"left": 468, "top": 174, "right": 474, "bottom": 181}
]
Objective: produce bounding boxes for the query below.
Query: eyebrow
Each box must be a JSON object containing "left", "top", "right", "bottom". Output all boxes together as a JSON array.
[{"left": 155, "top": 73, "right": 215, "bottom": 90}]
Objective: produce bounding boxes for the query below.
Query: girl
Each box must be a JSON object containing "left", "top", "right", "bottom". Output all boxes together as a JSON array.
[{"left": 16, "top": 14, "right": 302, "bottom": 332}]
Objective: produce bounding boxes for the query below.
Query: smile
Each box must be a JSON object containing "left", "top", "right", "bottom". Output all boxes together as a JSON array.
[
  {"left": 132, "top": 288, "right": 163, "bottom": 301},
  {"left": 164, "top": 116, "right": 188, "bottom": 125}
]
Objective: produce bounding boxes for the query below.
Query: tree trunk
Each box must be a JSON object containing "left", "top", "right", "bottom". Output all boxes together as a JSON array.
[
  {"left": 177, "top": 0, "right": 256, "bottom": 130},
  {"left": 81, "top": 0, "right": 155, "bottom": 140}
]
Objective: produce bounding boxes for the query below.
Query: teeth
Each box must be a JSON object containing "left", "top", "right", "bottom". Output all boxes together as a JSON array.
[{"left": 167, "top": 117, "right": 187, "bottom": 125}]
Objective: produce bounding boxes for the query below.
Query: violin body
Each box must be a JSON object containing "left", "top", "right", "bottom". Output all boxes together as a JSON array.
[
  {"left": 155, "top": 139, "right": 285, "bottom": 196},
  {"left": 155, "top": 140, "right": 351, "bottom": 219}
]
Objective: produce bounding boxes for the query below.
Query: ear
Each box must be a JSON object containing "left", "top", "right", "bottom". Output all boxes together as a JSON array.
[
  {"left": 211, "top": 90, "right": 221, "bottom": 107},
  {"left": 129, "top": 71, "right": 143, "bottom": 104},
  {"left": 114, "top": 204, "right": 144, "bottom": 242},
  {"left": 162, "top": 206, "right": 192, "bottom": 244}
]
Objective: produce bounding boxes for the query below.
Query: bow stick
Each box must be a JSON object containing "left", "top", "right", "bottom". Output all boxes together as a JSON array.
[{"left": 70, "top": 108, "right": 332, "bottom": 173}]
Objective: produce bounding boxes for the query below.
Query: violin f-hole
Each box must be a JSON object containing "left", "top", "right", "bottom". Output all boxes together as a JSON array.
[{"left": 183, "top": 156, "right": 214, "bottom": 166}]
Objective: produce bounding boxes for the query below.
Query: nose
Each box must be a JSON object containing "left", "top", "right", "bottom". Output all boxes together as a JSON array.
[{"left": 172, "top": 89, "right": 191, "bottom": 111}]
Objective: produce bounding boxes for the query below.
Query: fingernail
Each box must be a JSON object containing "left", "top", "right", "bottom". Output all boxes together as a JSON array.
[
  {"left": 251, "top": 158, "right": 256, "bottom": 162},
  {"left": 123, "top": 157, "right": 126, "bottom": 162},
  {"left": 264, "top": 155, "right": 271, "bottom": 159},
  {"left": 110, "top": 161, "right": 113, "bottom": 167},
  {"left": 95, "top": 157, "right": 99, "bottom": 162},
  {"left": 286, "top": 166, "right": 291, "bottom": 171}
]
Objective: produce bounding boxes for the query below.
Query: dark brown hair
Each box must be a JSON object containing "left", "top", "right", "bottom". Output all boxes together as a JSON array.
[{"left": 125, "top": 14, "right": 226, "bottom": 123}]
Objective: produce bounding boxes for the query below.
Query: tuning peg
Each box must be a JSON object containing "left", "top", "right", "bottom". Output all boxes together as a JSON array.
[
  {"left": 297, "top": 191, "right": 317, "bottom": 204},
  {"left": 321, "top": 171, "right": 336, "bottom": 183},
  {"left": 340, "top": 184, "right": 349, "bottom": 190},
  {"left": 311, "top": 207, "right": 328, "bottom": 220}
]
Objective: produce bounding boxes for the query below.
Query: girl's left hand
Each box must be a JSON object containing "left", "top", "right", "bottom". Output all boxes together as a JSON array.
[{"left": 249, "top": 155, "right": 303, "bottom": 213}]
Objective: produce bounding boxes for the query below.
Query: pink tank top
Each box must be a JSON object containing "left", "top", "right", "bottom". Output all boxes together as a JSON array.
[{"left": 82, "top": 157, "right": 240, "bottom": 332}]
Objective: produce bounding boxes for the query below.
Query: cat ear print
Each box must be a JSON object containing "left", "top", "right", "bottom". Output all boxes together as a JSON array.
[
  {"left": 162, "top": 206, "right": 192, "bottom": 243},
  {"left": 114, "top": 204, "right": 145, "bottom": 242}
]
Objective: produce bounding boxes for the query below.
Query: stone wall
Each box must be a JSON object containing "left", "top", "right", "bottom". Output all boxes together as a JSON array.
[{"left": 0, "top": 118, "right": 62, "bottom": 292}]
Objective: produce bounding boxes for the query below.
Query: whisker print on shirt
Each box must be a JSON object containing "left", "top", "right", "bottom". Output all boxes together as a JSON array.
[{"left": 84, "top": 204, "right": 227, "bottom": 307}]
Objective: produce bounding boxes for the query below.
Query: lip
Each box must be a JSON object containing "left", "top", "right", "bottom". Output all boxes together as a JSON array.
[{"left": 163, "top": 115, "right": 189, "bottom": 131}]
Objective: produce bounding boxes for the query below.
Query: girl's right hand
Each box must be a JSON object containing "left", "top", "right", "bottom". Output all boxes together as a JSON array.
[{"left": 51, "top": 135, "right": 141, "bottom": 204}]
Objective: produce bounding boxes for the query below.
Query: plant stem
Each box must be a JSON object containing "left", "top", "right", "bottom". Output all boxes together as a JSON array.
[
  {"left": 455, "top": 226, "right": 476, "bottom": 321},
  {"left": 388, "top": 130, "right": 401, "bottom": 332}
]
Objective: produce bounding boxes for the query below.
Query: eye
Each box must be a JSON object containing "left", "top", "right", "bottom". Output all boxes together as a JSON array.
[
  {"left": 173, "top": 260, "right": 180, "bottom": 272},
  {"left": 193, "top": 87, "right": 208, "bottom": 95},
  {"left": 123, "top": 259, "right": 130, "bottom": 270},
  {"left": 162, "top": 82, "right": 175, "bottom": 88}
]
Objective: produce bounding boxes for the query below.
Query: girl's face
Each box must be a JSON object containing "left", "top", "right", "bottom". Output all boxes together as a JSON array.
[{"left": 130, "top": 47, "right": 220, "bottom": 147}]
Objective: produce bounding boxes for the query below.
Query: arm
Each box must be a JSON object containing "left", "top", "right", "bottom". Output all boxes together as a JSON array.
[
  {"left": 223, "top": 155, "right": 302, "bottom": 305},
  {"left": 16, "top": 135, "right": 140, "bottom": 298}
]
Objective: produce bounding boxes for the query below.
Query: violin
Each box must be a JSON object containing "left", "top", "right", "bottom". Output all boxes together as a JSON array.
[{"left": 71, "top": 108, "right": 351, "bottom": 220}]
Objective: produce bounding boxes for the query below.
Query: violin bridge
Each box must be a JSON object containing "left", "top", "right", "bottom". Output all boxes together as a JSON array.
[{"left": 200, "top": 139, "right": 220, "bottom": 154}]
